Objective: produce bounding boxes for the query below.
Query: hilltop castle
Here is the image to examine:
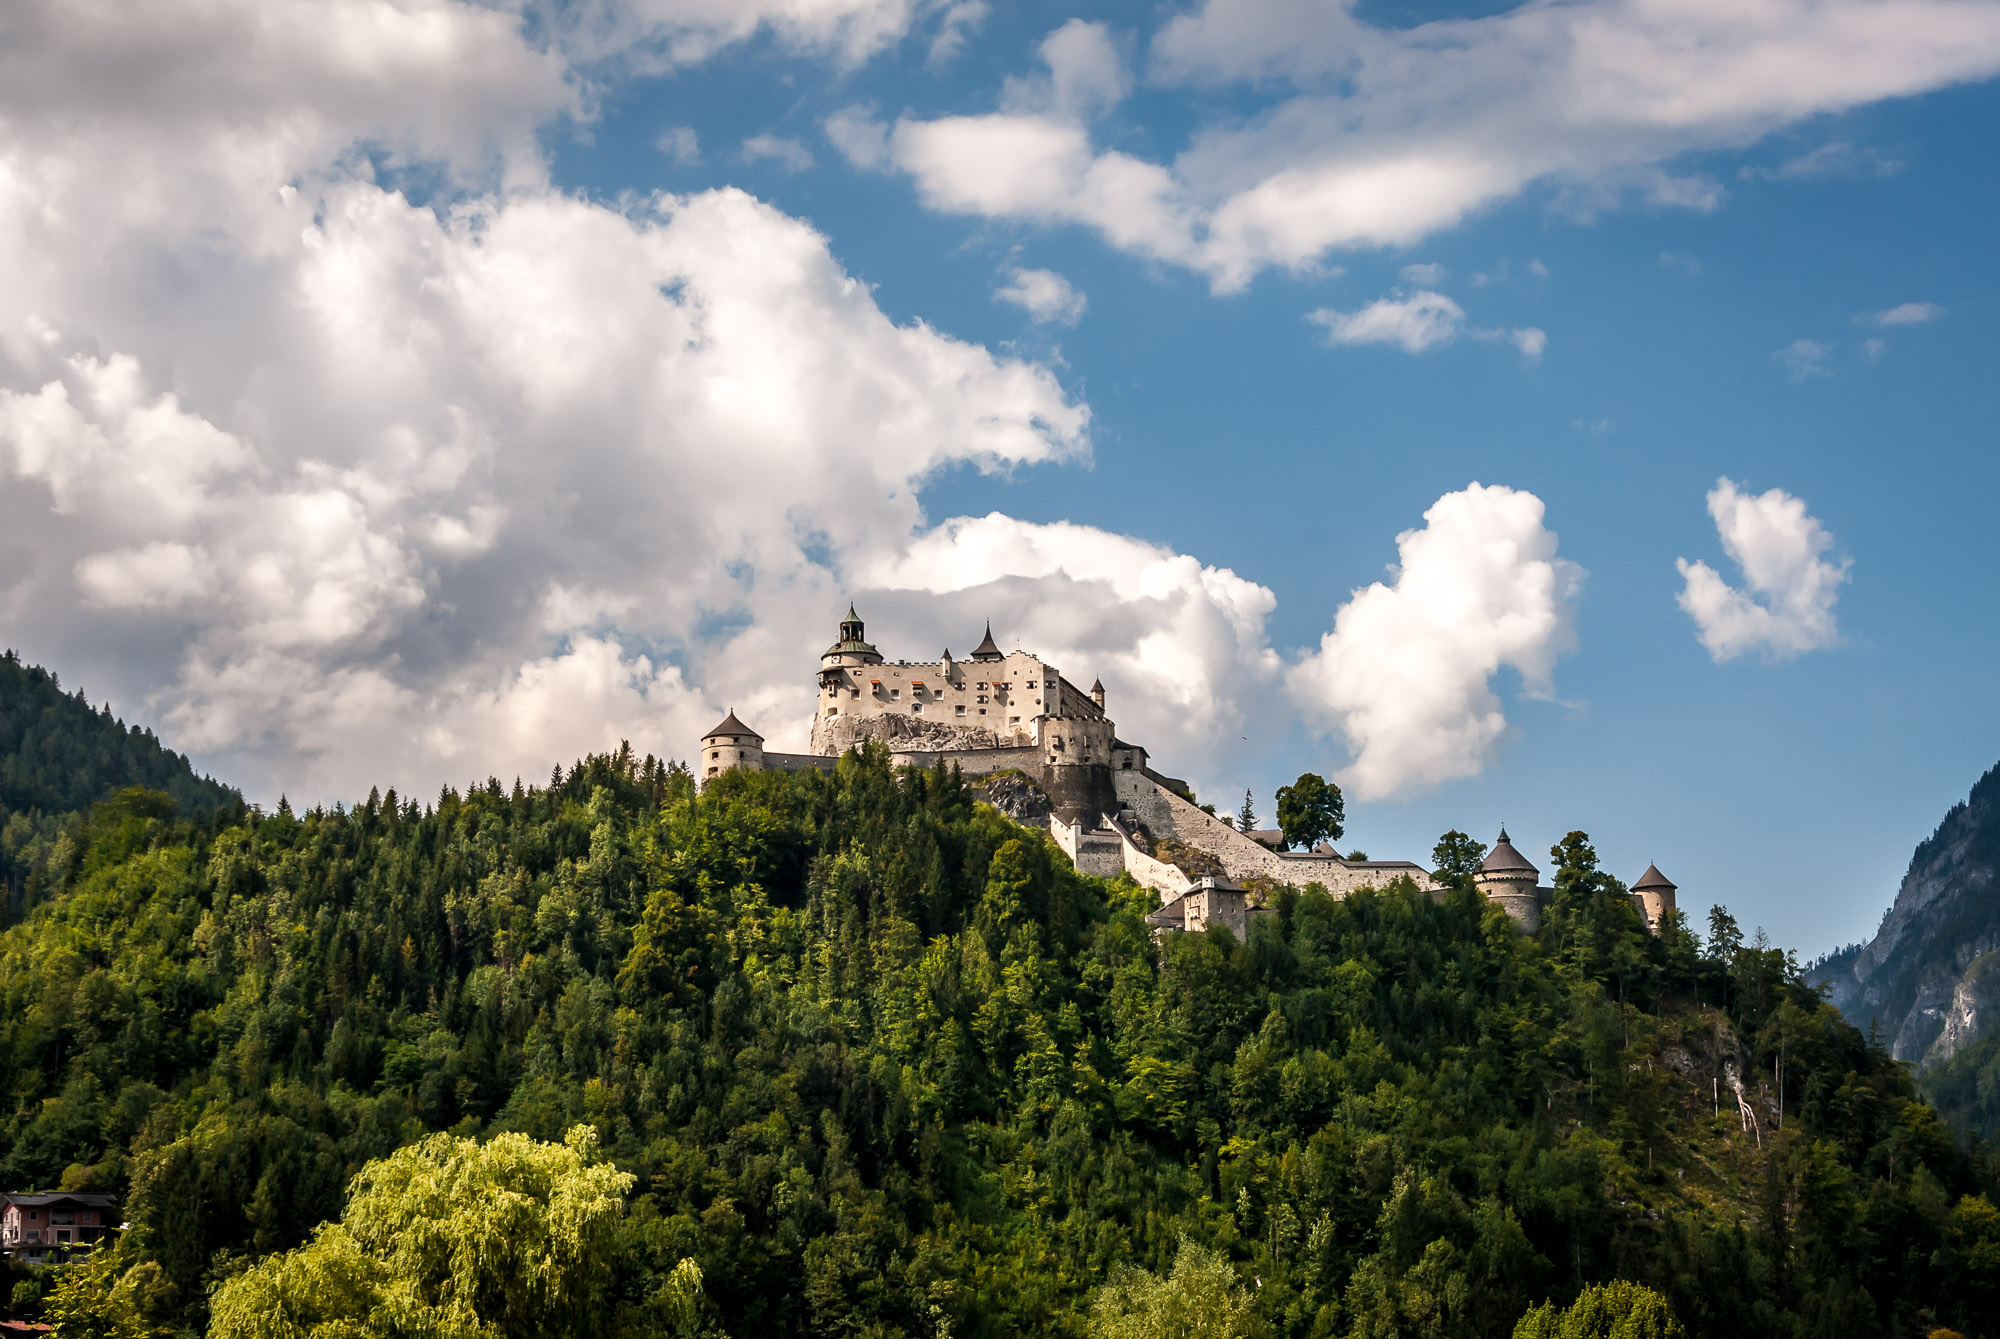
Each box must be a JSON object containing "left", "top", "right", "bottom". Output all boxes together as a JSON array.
[{"left": 701, "top": 609, "right": 1677, "bottom": 939}]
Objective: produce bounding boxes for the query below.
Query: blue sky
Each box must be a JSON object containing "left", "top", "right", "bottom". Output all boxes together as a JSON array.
[{"left": 3, "top": 0, "right": 1999, "bottom": 955}]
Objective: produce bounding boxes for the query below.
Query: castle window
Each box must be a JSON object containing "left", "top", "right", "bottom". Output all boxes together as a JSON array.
[
  {"left": 890, "top": 689, "right": 899, "bottom": 699},
  {"left": 707, "top": 767, "right": 718, "bottom": 777},
  {"left": 827, "top": 708, "right": 838, "bottom": 717},
  {"left": 710, "top": 751, "right": 719, "bottom": 760},
  {"left": 911, "top": 703, "right": 922, "bottom": 714},
  {"left": 979, "top": 708, "right": 987, "bottom": 715},
  {"left": 1010, "top": 716, "right": 1019, "bottom": 724},
  {"left": 955, "top": 706, "right": 965, "bottom": 716},
  {"left": 850, "top": 689, "right": 859, "bottom": 698}
]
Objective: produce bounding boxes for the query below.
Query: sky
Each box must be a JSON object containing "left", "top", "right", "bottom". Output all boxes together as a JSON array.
[{"left": 3, "top": 0, "right": 1999, "bottom": 957}]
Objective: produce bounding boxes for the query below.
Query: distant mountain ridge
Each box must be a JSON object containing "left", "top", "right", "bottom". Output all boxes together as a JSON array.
[{"left": 1818, "top": 760, "right": 2000, "bottom": 1076}]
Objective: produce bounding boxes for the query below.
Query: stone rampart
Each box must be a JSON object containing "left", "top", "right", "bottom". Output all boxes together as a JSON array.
[
  {"left": 1113, "top": 771, "right": 1432, "bottom": 895},
  {"left": 886, "top": 746, "right": 1042, "bottom": 778}
]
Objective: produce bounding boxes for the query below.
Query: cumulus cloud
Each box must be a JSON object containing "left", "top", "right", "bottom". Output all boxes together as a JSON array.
[
  {"left": 1288, "top": 484, "right": 1584, "bottom": 801},
  {"left": 742, "top": 133, "right": 815, "bottom": 171},
  {"left": 841, "top": 2, "right": 2000, "bottom": 290},
  {"left": 1776, "top": 339, "right": 1832, "bottom": 380},
  {"left": 1311, "top": 290, "right": 1466, "bottom": 352},
  {"left": 1873, "top": 301, "right": 1943, "bottom": 325},
  {"left": 1310, "top": 289, "right": 1544, "bottom": 358},
  {"left": 656, "top": 126, "right": 700, "bottom": 162},
  {"left": 1676, "top": 479, "right": 1849, "bottom": 663},
  {"left": 995, "top": 268, "right": 1087, "bottom": 324}
]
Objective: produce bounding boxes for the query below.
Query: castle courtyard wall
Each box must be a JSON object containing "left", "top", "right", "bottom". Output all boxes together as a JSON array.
[{"left": 1113, "top": 771, "right": 1433, "bottom": 895}]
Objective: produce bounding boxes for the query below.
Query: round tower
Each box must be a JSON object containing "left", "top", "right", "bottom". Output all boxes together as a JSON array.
[
  {"left": 699, "top": 709, "right": 764, "bottom": 782},
  {"left": 1630, "top": 864, "right": 1677, "bottom": 935},
  {"left": 1475, "top": 828, "right": 1542, "bottom": 933}
]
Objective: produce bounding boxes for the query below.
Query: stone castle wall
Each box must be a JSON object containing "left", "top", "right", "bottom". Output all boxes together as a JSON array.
[
  {"left": 1113, "top": 770, "right": 1433, "bottom": 895},
  {"left": 811, "top": 650, "right": 1057, "bottom": 753}
]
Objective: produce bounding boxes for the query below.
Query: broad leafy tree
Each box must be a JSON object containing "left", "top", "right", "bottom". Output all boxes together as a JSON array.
[{"left": 1275, "top": 772, "right": 1345, "bottom": 851}]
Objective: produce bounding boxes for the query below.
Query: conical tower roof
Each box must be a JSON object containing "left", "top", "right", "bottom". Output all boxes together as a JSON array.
[
  {"left": 1478, "top": 827, "right": 1538, "bottom": 875},
  {"left": 1631, "top": 863, "right": 1676, "bottom": 892},
  {"left": 970, "top": 621, "right": 1004, "bottom": 660},
  {"left": 1090, "top": 677, "right": 1105, "bottom": 693},
  {"left": 702, "top": 709, "right": 762, "bottom": 742}
]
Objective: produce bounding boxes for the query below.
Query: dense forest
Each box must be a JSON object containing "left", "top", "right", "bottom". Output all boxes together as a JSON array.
[
  {"left": 0, "top": 657, "right": 1994, "bottom": 1336},
  {"left": 1, "top": 650, "right": 239, "bottom": 910}
]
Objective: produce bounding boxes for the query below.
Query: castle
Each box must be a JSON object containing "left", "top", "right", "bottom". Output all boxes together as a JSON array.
[{"left": 702, "top": 609, "right": 1677, "bottom": 940}]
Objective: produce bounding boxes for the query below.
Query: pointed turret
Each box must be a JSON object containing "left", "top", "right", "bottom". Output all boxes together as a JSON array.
[
  {"left": 821, "top": 605, "right": 881, "bottom": 668},
  {"left": 1090, "top": 676, "right": 1106, "bottom": 710},
  {"left": 1475, "top": 828, "right": 1542, "bottom": 933},
  {"left": 970, "top": 621, "right": 1004, "bottom": 661},
  {"left": 1629, "top": 863, "right": 1678, "bottom": 935},
  {"left": 699, "top": 709, "right": 765, "bottom": 783}
]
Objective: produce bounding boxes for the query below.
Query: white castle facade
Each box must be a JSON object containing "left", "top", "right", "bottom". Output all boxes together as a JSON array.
[{"left": 700, "top": 609, "right": 1676, "bottom": 940}]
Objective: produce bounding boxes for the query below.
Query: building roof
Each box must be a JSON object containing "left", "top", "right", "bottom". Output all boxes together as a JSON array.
[
  {"left": 701, "top": 709, "right": 762, "bottom": 742},
  {"left": 2, "top": 1192, "right": 118, "bottom": 1207},
  {"left": 1631, "top": 863, "right": 1677, "bottom": 892},
  {"left": 1245, "top": 828, "right": 1287, "bottom": 850},
  {"left": 1478, "top": 828, "right": 1539, "bottom": 875},
  {"left": 970, "top": 622, "right": 1004, "bottom": 660},
  {"left": 1090, "top": 677, "right": 1105, "bottom": 693}
]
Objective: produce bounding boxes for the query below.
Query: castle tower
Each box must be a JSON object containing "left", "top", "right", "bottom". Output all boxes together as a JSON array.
[
  {"left": 1090, "top": 677, "right": 1106, "bottom": 711},
  {"left": 1630, "top": 864, "right": 1677, "bottom": 935},
  {"left": 970, "top": 622, "right": 1004, "bottom": 661},
  {"left": 821, "top": 605, "right": 883, "bottom": 676},
  {"left": 1475, "top": 828, "right": 1542, "bottom": 933},
  {"left": 700, "top": 709, "right": 764, "bottom": 782}
]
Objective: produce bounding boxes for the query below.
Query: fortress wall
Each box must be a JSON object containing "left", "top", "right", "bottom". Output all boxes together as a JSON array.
[
  {"left": 1116, "top": 827, "right": 1194, "bottom": 900},
  {"left": 1113, "top": 771, "right": 1433, "bottom": 894},
  {"left": 813, "top": 650, "right": 1054, "bottom": 753},
  {"left": 763, "top": 752, "right": 838, "bottom": 773},
  {"left": 887, "top": 746, "right": 1042, "bottom": 777}
]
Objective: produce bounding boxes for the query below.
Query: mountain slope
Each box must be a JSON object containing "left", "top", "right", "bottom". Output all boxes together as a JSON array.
[
  {"left": 0, "top": 739, "right": 1992, "bottom": 1337},
  {"left": 1, "top": 649, "right": 239, "bottom": 905}
]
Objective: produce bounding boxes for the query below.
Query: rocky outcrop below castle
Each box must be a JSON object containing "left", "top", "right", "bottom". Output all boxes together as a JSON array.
[{"left": 1817, "top": 760, "right": 2000, "bottom": 1067}]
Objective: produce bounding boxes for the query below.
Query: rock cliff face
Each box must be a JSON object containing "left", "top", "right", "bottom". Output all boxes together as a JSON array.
[{"left": 1819, "top": 761, "right": 2000, "bottom": 1067}]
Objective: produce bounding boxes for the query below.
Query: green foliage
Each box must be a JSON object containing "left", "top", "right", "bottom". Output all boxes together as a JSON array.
[
  {"left": 1430, "top": 831, "right": 1487, "bottom": 886},
  {"left": 44, "top": 1255, "right": 168, "bottom": 1339},
  {"left": 1, "top": 650, "right": 239, "bottom": 914},
  {"left": 1511, "top": 1281, "right": 1683, "bottom": 1339},
  {"left": 1274, "top": 775, "right": 1345, "bottom": 852},
  {"left": 1238, "top": 789, "right": 1259, "bottom": 835},
  {"left": 0, "top": 687, "right": 1991, "bottom": 1338},
  {"left": 1089, "top": 1237, "right": 1255, "bottom": 1339},
  {"left": 209, "top": 1125, "right": 635, "bottom": 1339}
]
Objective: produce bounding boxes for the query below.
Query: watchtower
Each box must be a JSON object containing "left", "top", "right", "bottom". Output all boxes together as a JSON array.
[
  {"left": 699, "top": 709, "right": 764, "bottom": 781},
  {"left": 1630, "top": 864, "right": 1678, "bottom": 933},
  {"left": 1475, "top": 829, "right": 1542, "bottom": 933}
]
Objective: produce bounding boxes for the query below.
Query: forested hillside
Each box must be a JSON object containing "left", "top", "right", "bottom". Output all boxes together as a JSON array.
[
  {"left": 1, "top": 650, "right": 240, "bottom": 909},
  {"left": 0, "top": 739, "right": 1994, "bottom": 1336}
]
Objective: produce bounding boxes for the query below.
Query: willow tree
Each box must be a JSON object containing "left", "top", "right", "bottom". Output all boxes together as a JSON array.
[{"left": 210, "top": 1126, "right": 635, "bottom": 1339}]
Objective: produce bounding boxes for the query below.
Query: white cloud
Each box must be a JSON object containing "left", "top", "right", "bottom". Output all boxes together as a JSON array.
[
  {"left": 1310, "top": 290, "right": 1466, "bottom": 352},
  {"left": 1659, "top": 251, "right": 1703, "bottom": 274},
  {"left": 1676, "top": 479, "right": 1848, "bottom": 662},
  {"left": 1309, "top": 289, "right": 1543, "bottom": 358},
  {"left": 846, "top": 2, "right": 2000, "bottom": 290},
  {"left": 1873, "top": 301, "right": 1943, "bottom": 325},
  {"left": 1862, "top": 336, "right": 1889, "bottom": 363},
  {"left": 928, "top": 1, "right": 989, "bottom": 65},
  {"left": 1004, "top": 20, "right": 1131, "bottom": 121},
  {"left": 1777, "top": 338, "right": 1832, "bottom": 380},
  {"left": 742, "top": 133, "right": 815, "bottom": 171},
  {"left": 1741, "top": 140, "right": 1903, "bottom": 181},
  {"left": 1400, "top": 261, "right": 1448, "bottom": 285},
  {"left": 656, "top": 126, "right": 700, "bottom": 162},
  {"left": 546, "top": 0, "right": 939, "bottom": 70},
  {"left": 1288, "top": 484, "right": 1584, "bottom": 801},
  {"left": 995, "top": 268, "right": 1087, "bottom": 324}
]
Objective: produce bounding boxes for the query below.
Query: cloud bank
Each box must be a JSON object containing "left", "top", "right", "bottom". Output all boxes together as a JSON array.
[
  {"left": 833, "top": 0, "right": 2000, "bottom": 290},
  {"left": 1676, "top": 478, "right": 1849, "bottom": 662}
]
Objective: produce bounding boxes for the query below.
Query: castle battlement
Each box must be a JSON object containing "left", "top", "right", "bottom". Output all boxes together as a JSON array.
[{"left": 697, "top": 608, "right": 1676, "bottom": 942}]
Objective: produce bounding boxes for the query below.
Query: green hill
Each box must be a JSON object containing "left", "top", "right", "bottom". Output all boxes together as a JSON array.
[
  {"left": 0, "top": 678, "right": 1991, "bottom": 1334},
  {"left": 0, "top": 649, "right": 240, "bottom": 909}
]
